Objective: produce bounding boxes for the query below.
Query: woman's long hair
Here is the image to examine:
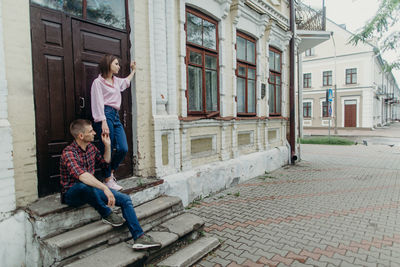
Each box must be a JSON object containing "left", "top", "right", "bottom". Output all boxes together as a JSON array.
[{"left": 99, "top": 54, "right": 118, "bottom": 78}]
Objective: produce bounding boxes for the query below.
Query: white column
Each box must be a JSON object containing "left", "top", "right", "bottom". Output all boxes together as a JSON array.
[
  {"left": 232, "top": 122, "right": 238, "bottom": 158},
  {"left": 219, "top": 19, "right": 226, "bottom": 116},
  {"left": 264, "top": 120, "right": 269, "bottom": 150},
  {"left": 179, "top": 0, "right": 187, "bottom": 117},
  {"left": 181, "top": 128, "right": 191, "bottom": 170},
  {"left": 256, "top": 40, "right": 262, "bottom": 117},
  {"left": 166, "top": 0, "right": 177, "bottom": 115},
  {"left": 150, "top": 0, "right": 168, "bottom": 115},
  {"left": 220, "top": 124, "right": 230, "bottom": 160}
]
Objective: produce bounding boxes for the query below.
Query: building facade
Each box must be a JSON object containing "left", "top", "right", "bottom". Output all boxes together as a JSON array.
[
  {"left": 0, "top": 0, "right": 321, "bottom": 265},
  {"left": 300, "top": 19, "right": 400, "bottom": 130}
]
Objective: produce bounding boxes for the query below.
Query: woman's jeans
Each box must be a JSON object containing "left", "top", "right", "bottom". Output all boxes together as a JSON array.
[
  {"left": 94, "top": 105, "right": 128, "bottom": 178},
  {"left": 64, "top": 182, "right": 144, "bottom": 240}
]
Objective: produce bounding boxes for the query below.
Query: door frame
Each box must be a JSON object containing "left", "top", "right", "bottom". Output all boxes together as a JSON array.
[
  {"left": 341, "top": 96, "right": 360, "bottom": 127},
  {"left": 30, "top": 3, "right": 135, "bottom": 196}
]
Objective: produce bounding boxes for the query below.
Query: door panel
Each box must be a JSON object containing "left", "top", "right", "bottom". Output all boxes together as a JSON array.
[
  {"left": 72, "top": 19, "right": 133, "bottom": 177},
  {"left": 31, "top": 6, "right": 75, "bottom": 196}
]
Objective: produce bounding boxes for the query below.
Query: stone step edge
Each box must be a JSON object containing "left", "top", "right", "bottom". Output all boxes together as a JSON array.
[
  {"left": 63, "top": 214, "right": 206, "bottom": 267},
  {"left": 44, "top": 196, "right": 182, "bottom": 249},
  {"left": 27, "top": 177, "right": 163, "bottom": 217},
  {"left": 156, "top": 236, "right": 220, "bottom": 267}
]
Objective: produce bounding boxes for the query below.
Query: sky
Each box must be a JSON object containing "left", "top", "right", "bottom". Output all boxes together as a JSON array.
[{"left": 301, "top": 0, "right": 400, "bottom": 83}]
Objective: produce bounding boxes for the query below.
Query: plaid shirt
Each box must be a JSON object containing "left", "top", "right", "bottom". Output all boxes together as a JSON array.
[{"left": 60, "top": 141, "right": 109, "bottom": 199}]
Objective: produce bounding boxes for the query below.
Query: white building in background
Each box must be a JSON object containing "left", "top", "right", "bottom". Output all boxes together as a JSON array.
[{"left": 300, "top": 19, "right": 400, "bottom": 130}]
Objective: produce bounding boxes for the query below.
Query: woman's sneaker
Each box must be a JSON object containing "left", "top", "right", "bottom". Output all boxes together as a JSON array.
[
  {"left": 132, "top": 234, "right": 162, "bottom": 250},
  {"left": 104, "top": 175, "right": 123, "bottom": 191},
  {"left": 102, "top": 212, "right": 125, "bottom": 227}
]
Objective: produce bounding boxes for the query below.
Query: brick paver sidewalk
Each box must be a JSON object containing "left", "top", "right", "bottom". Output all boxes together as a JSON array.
[{"left": 189, "top": 144, "right": 400, "bottom": 266}]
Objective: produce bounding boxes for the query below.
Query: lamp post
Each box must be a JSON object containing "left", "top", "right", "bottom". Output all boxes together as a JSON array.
[{"left": 332, "top": 32, "right": 338, "bottom": 134}]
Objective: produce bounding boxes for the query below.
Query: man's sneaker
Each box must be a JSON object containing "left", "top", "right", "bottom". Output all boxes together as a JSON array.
[
  {"left": 102, "top": 212, "right": 125, "bottom": 227},
  {"left": 104, "top": 175, "right": 123, "bottom": 191},
  {"left": 132, "top": 234, "right": 162, "bottom": 250}
]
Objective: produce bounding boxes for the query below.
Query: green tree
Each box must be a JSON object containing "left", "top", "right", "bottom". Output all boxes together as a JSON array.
[{"left": 349, "top": 0, "right": 400, "bottom": 71}]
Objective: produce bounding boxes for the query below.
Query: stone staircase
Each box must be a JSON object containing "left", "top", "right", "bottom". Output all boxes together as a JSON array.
[{"left": 27, "top": 178, "right": 219, "bottom": 266}]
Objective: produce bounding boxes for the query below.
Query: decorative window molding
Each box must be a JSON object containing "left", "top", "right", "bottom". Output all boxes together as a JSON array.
[
  {"left": 267, "top": 21, "right": 291, "bottom": 117},
  {"left": 238, "top": 130, "right": 254, "bottom": 148},
  {"left": 179, "top": 0, "right": 231, "bottom": 117},
  {"left": 244, "top": 0, "right": 289, "bottom": 29},
  {"left": 190, "top": 134, "right": 217, "bottom": 158},
  {"left": 303, "top": 119, "right": 312, "bottom": 126},
  {"left": 268, "top": 128, "right": 279, "bottom": 143}
]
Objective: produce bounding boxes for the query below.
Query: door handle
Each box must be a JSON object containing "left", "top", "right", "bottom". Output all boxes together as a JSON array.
[
  {"left": 79, "top": 97, "right": 85, "bottom": 109},
  {"left": 123, "top": 110, "right": 127, "bottom": 128}
]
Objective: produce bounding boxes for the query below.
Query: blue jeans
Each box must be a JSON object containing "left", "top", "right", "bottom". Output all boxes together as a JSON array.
[
  {"left": 64, "top": 182, "right": 144, "bottom": 240},
  {"left": 94, "top": 105, "right": 128, "bottom": 178}
]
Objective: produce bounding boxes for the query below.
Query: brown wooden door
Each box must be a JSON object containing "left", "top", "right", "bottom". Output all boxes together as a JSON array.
[
  {"left": 71, "top": 19, "right": 133, "bottom": 177},
  {"left": 31, "top": 6, "right": 133, "bottom": 197},
  {"left": 31, "top": 6, "right": 76, "bottom": 196},
  {"left": 344, "top": 103, "right": 357, "bottom": 127}
]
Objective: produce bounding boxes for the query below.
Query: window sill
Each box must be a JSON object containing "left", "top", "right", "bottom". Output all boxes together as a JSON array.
[
  {"left": 179, "top": 116, "right": 269, "bottom": 122},
  {"left": 267, "top": 116, "right": 288, "bottom": 121}
]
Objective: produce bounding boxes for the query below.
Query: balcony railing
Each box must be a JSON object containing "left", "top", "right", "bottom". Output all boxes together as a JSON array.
[{"left": 295, "top": 1, "right": 326, "bottom": 31}]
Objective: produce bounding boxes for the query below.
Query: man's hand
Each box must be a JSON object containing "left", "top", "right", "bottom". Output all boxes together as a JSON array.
[
  {"left": 103, "top": 187, "right": 115, "bottom": 207},
  {"left": 101, "top": 120, "right": 109, "bottom": 135},
  {"left": 101, "top": 132, "right": 111, "bottom": 147}
]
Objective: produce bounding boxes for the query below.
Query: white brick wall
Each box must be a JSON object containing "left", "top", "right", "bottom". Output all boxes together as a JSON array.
[{"left": 0, "top": 0, "right": 16, "bottom": 213}]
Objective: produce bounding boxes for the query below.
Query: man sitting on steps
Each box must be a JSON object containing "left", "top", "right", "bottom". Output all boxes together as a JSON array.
[{"left": 60, "top": 119, "right": 161, "bottom": 250}]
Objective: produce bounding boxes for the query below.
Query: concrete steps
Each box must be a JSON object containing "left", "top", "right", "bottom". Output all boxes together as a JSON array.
[
  {"left": 41, "top": 196, "right": 183, "bottom": 266},
  {"left": 29, "top": 178, "right": 218, "bottom": 266},
  {"left": 63, "top": 213, "right": 212, "bottom": 267},
  {"left": 156, "top": 236, "right": 220, "bottom": 267},
  {"left": 27, "top": 177, "right": 165, "bottom": 239}
]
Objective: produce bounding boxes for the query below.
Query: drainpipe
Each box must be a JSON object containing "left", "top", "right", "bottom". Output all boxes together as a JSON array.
[{"left": 289, "top": 0, "right": 297, "bottom": 164}]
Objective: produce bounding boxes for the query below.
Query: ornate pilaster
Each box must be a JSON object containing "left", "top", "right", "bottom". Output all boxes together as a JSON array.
[
  {"left": 181, "top": 128, "right": 191, "bottom": 170},
  {"left": 232, "top": 122, "right": 238, "bottom": 158},
  {"left": 220, "top": 124, "right": 230, "bottom": 160}
]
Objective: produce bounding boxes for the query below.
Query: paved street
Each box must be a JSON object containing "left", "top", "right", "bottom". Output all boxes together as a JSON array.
[{"left": 189, "top": 142, "right": 400, "bottom": 266}]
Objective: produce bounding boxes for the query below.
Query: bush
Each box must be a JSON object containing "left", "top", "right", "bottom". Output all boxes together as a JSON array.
[{"left": 299, "top": 136, "right": 354, "bottom": 145}]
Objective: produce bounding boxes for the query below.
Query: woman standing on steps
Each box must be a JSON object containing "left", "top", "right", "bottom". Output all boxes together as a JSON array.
[{"left": 91, "top": 54, "right": 136, "bottom": 191}]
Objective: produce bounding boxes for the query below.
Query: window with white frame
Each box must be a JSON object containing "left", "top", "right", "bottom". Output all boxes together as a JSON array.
[
  {"left": 186, "top": 7, "right": 219, "bottom": 115},
  {"left": 303, "top": 101, "right": 312, "bottom": 118},
  {"left": 305, "top": 48, "right": 314, "bottom": 56},
  {"left": 236, "top": 31, "right": 256, "bottom": 115},
  {"left": 323, "top": 71, "right": 332, "bottom": 86},
  {"left": 322, "top": 101, "right": 329, "bottom": 117},
  {"left": 345, "top": 68, "right": 357, "bottom": 84},
  {"left": 303, "top": 73, "right": 311, "bottom": 88}
]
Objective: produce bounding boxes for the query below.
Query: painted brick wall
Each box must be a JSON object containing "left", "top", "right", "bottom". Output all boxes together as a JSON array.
[
  {"left": 134, "top": 0, "right": 156, "bottom": 176},
  {"left": 2, "top": 0, "right": 37, "bottom": 206},
  {"left": 0, "top": 0, "right": 16, "bottom": 213}
]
